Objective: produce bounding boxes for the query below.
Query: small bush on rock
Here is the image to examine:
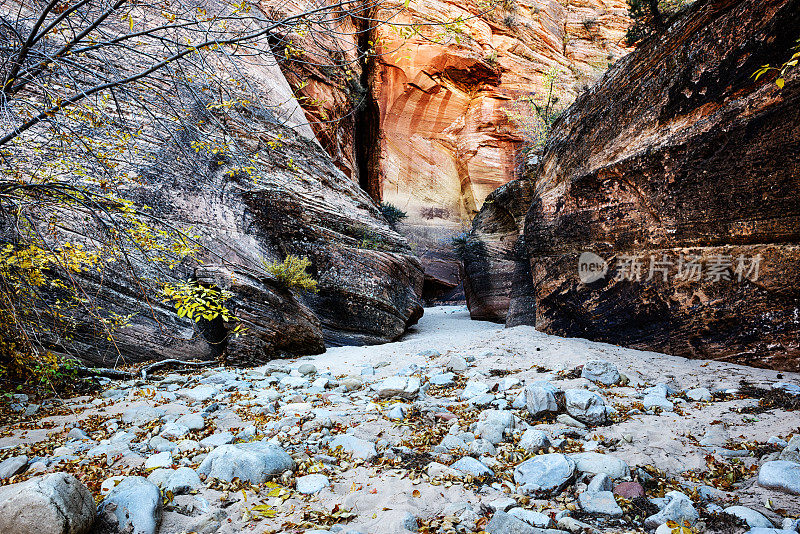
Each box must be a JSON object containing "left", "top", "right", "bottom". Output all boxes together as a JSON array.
[
  {"left": 263, "top": 255, "right": 318, "bottom": 293},
  {"left": 379, "top": 202, "right": 408, "bottom": 228}
]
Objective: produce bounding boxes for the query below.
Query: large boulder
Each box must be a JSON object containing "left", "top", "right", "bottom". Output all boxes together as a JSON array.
[
  {"left": 464, "top": 0, "right": 800, "bottom": 370},
  {"left": 0, "top": 473, "right": 95, "bottom": 534},
  {"left": 98, "top": 476, "right": 162, "bottom": 534},
  {"left": 197, "top": 442, "right": 295, "bottom": 483}
]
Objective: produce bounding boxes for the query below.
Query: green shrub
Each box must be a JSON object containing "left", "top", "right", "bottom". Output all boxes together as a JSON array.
[
  {"left": 379, "top": 202, "right": 408, "bottom": 228},
  {"left": 263, "top": 255, "right": 319, "bottom": 293}
]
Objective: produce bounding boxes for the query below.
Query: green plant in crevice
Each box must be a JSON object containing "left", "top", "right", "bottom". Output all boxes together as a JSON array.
[
  {"left": 379, "top": 202, "right": 408, "bottom": 228},
  {"left": 263, "top": 255, "right": 319, "bottom": 293}
]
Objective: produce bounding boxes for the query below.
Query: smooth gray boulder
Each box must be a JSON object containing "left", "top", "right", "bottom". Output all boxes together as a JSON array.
[
  {"left": 373, "top": 376, "right": 420, "bottom": 399},
  {"left": 0, "top": 472, "right": 95, "bottom": 534},
  {"left": 564, "top": 390, "right": 612, "bottom": 425},
  {"left": 570, "top": 452, "right": 629, "bottom": 479},
  {"left": 329, "top": 435, "right": 378, "bottom": 460},
  {"left": 147, "top": 467, "right": 202, "bottom": 495},
  {"left": 581, "top": 360, "right": 620, "bottom": 385},
  {"left": 519, "top": 429, "right": 550, "bottom": 453},
  {"left": 578, "top": 490, "right": 623, "bottom": 517},
  {"left": 98, "top": 476, "right": 162, "bottom": 534},
  {"left": 197, "top": 441, "right": 295, "bottom": 483},
  {"left": 514, "top": 454, "right": 576, "bottom": 495},
  {"left": 508, "top": 507, "right": 553, "bottom": 528},
  {"left": 451, "top": 457, "right": 494, "bottom": 477},
  {"left": 779, "top": 436, "right": 800, "bottom": 463},
  {"left": 758, "top": 460, "right": 800, "bottom": 495},
  {"left": 486, "top": 510, "right": 537, "bottom": 534}
]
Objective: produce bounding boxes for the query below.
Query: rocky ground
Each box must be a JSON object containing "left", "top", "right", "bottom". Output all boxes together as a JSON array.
[{"left": 0, "top": 306, "right": 799, "bottom": 534}]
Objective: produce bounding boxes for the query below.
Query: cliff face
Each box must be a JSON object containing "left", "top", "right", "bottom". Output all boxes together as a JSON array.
[
  {"left": 465, "top": 0, "right": 800, "bottom": 370},
  {"left": 0, "top": 0, "right": 424, "bottom": 369},
  {"left": 275, "top": 0, "right": 631, "bottom": 298}
]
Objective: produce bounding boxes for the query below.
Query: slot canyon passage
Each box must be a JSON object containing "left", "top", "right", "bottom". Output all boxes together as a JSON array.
[{"left": 0, "top": 0, "right": 798, "bottom": 534}]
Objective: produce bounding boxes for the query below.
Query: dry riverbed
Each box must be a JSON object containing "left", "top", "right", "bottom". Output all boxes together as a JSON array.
[{"left": 0, "top": 306, "right": 799, "bottom": 534}]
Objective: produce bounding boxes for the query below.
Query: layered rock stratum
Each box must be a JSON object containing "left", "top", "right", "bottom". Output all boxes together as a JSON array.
[
  {"left": 0, "top": 1, "right": 424, "bottom": 368},
  {"left": 465, "top": 0, "right": 800, "bottom": 370}
]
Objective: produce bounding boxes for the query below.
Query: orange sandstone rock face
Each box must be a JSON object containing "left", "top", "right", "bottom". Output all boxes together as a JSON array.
[{"left": 369, "top": 0, "right": 630, "bottom": 295}]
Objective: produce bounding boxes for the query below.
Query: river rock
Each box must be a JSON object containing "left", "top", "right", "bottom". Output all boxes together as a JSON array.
[
  {"left": 451, "top": 457, "right": 493, "bottom": 477},
  {"left": 644, "top": 491, "right": 698, "bottom": 529},
  {"left": 98, "top": 476, "right": 162, "bottom": 534},
  {"left": 525, "top": 382, "right": 561, "bottom": 417},
  {"left": 564, "top": 390, "right": 612, "bottom": 425},
  {"left": 758, "top": 461, "right": 800, "bottom": 495},
  {"left": 578, "top": 490, "right": 623, "bottom": 517},
  {"left": 581, "top": 360, "right": 620, "bottom": 385},
  {"left": 723, "top": 506, "right": 774, "bottom": 528},
  {"left": 0, "top": 455, "right": 28, "bottom": 479},
  {"left": 519, "top": 429, "right": 550, "bottom": 453},
  {"left": 147, "top": 467, "right": 202, "bottom": 495},
  {"left": 374, "top": 376, "right": 420, "bottom": 399},
  {"left": 329, "top": 435, "right": 377, "bottom": 460},
  {"left": 570, "top": 452, "right": 629, "bottom": 479},
  {"left": 197, "top": 442, "right": 295, "bottom": 483},
  {"left": 514, "top": 454, "right": 576, "bottom": 495},
  {"left": 296, "top": 474, "right": 329, "bottom": 494},
  {"left": 0, "top": 472, "right": 95, "bottom": 534}
]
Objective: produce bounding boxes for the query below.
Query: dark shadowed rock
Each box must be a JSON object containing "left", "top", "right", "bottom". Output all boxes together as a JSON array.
[{"left": 465, "top": 0, "right": 800, "bottom": 371}]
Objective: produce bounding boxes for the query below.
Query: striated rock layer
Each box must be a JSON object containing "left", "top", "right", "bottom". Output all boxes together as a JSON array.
[
  {"left": 465, "top": 0, "right": 800, "bottom": 370},
  {"left": 0, "top": 1, "right": 424, "bottom": 368}
]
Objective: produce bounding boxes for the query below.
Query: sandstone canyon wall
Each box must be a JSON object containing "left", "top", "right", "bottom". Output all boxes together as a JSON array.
[
  {"left": 0, "top": 2, "right": 425, "bottom": 369},
  {"left": 372, "top": 0, "right": 632, "bottom": 299},
  {"left": 465, "top": 0, "right": 800, "bottom": 370},
  {"left": 276, "top": 0, "right": 631, "bottom": 299}
]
